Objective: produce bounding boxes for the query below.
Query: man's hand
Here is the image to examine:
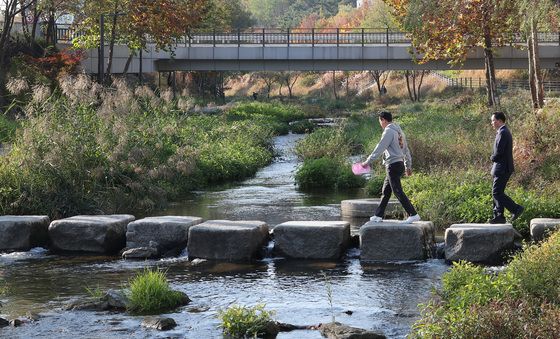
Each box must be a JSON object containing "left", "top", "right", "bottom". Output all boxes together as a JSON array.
[
  {"left": 361, "top": 162, "right": 368, "bottom": 167},
  {"left": 406, "top": 168, "right": 412, "bottom": 176}
]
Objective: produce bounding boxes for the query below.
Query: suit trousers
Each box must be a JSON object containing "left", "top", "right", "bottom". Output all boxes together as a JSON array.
[
  {"left": 492, "top": 173, "right": 520, "bottom": 217},
  {"left": 374, "top": 161, "right": 417, "bottom": 217}
]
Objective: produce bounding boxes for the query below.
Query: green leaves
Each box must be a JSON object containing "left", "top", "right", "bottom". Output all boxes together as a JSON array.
[{"left": 218, "top": 304, "right": 275, "bottom": 338}]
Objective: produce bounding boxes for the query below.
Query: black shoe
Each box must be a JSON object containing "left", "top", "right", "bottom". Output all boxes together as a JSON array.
[
  {"left": 488, "top": 216, "right": 507, "bottom": 224},
  {"left": 511, "top": 206, "right": 524, "bottom": 222}
]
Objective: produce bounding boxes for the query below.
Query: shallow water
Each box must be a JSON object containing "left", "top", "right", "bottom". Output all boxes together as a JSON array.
[{"left": 0, "top": 133, "right": 448, "bottom": 338}]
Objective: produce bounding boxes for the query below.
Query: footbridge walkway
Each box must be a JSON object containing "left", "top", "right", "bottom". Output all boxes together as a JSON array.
[{"left": 55, "top": 26, "right": 560, "bottom": 74}]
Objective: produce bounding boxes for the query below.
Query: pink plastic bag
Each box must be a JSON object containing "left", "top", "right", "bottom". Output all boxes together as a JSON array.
[{"left": 352, "top": 162, "right": 370, "bottom": 175}]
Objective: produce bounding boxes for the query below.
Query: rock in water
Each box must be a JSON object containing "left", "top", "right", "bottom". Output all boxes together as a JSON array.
[{"left": 141, "top": 317, "right": 177, "bottom": 331}]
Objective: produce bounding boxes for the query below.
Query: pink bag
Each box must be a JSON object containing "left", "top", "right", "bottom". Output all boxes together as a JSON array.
[{"left": 352, "top": 163, "right": 370, "bottom": 175}]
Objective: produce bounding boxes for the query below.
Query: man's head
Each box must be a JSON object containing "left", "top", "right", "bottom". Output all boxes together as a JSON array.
[
  {"left": 378, "top": 111, "right": 392, "bottom": 128},
  {"left": 491, "top": 111, "right": 506, "bottom": 130}
]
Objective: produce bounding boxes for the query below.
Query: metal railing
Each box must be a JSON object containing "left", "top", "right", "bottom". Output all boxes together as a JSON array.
[
  {"left": 433, "top": 72, "right": 560, "bottom": 92},
  {"left": 55, "top": 24, "right": 560, "bottom": 46}
]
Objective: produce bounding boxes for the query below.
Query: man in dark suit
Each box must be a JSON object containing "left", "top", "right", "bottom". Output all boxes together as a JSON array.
[{"left": 489, "top": 111, "right": 524, "bottom": 224}]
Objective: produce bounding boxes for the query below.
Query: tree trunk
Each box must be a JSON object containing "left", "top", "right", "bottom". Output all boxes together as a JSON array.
[
  {"left": 0, "top": 2, "right": 17, "bottom": 108},
  {"left": 483, "top": 28, "right": 498, "bottom": 106},
  {"left": 416, "top": 70, "right": 426, "bottom": 101},
  {"left": 46, "top": 11, "right": 57, "bottom": 46},
  {"left": 122, "top": 52, "right": 134, "bottom": 74},
  {"left": 106, "top": 6, "right": 120, "bottom": 79},
  {"left": 332, "top": 71, "right": 338, "bottom": 100},
  {"left": 405, "top": 71, "right": 414, "bottom": 101},
  {"left": 531, "top": 19, "right": 544, "bottom": 108},
  {"left": 371, "top": 71, "right": 382, "bottom": 93},
  {"left": 527, "top": 33, "right": 538, "bottom": 108}
]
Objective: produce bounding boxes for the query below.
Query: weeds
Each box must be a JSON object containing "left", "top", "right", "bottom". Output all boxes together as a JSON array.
[
  {"left": 127, "top": 268, "right": 185, "bottom": 315},
  {"left": 218, "top": 304, "right": 275, "bottom": 338}
]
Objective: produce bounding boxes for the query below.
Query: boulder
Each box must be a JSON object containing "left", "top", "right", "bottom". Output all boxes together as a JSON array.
[
  {"left": 360, "top": 220, "right": 434, "bottom": 261},
  {"left": 0, "top": 216, "right": 50, "bottom": 251},
  {"left": 126, "top": 216, "right": 203, "bottom": 254},
  {"left": 340, "top": 199, "right": 403, "bottom": 218},
  {"left": 0, "top": 317, "right": 9, "bottom": 328},
  {"left": 445, "top": 223, "right": 515, "bottom": 264},
  {"left": 273, "top": 221, "right": 350, "bottom": 259},
  {"left": 530, "top": 218, "right": 560, "bottom": 242},
  {"left": 122, "top": 246, "right": 158, "bottom": 260},
  {"left": 187, "top": 220, "right": 268, "bottom": 261},
  {"left": 319, "top": 322, "right": 386, "bottom": 339},
  {"left": 49, "top": 215, "right": 135, "bottom": 254},
  {"left": 142, "top": 317, "right": 177, "bottom": 331}
]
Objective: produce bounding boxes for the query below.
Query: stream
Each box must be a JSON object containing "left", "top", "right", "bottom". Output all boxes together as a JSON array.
[{"left": 0, "top": 133, "right": 448, "bottom": 338}]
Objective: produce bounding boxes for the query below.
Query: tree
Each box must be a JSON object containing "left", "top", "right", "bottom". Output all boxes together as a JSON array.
[
  {"left": 277, "top": 71, "right": 300, "bottom": 99},
  {"left": 368, "top": 70, "right": 389, "bottom": 94},
  {"left": 0, "top": 0, "right": 36, "bottom": 106},
  {"left": 384, "top": 0, "right": 519, "bottom": 106},
  {"left": 518, "top": 0, "right": 559, "bottom": 109},
  {"left": 252, "top": 72, "right": 276, "bottom": 98},
  {"left": 403, "top": 70, "right": 427, "bottom": 102}
]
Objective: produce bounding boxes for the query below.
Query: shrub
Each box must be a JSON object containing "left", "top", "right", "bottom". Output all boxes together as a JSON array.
[
  {"left": 218, "top": 304, "right": 275, "bottom": 338},
  {"left": 295, "top": 157, "right": 365, "bottom": 190},
  {"left": 411, "top": 230, "right": 560, "bottom": 338},
  {"left": 0, "top": 114, "right": 18, "bottom": 143},
  {"left": 365, "top": 175, "right": 385, "bottom": 197},
  {"left": 127, "top": 268, "right": 185, "bottom": 315},
  {"left": 295, "top": 127, "right": 350, "bottom": 160},
  {"left": 289, "top": 120, "right": 315, "bottom": 134}
]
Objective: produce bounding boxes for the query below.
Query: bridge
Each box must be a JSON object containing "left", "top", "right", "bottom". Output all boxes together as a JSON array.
[{"left": 55, "top": 26, "right": 560, "bottom": 73}]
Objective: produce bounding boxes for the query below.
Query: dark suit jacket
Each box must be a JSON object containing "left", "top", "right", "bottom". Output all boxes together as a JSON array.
[{"left": 491, "top": 125, "right": 514, "bottom": 176}]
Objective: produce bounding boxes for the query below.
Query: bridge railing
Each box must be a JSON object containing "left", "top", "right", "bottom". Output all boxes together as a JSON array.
[{"left": 54, "top": 24, "right": 560, "bottom": 46}]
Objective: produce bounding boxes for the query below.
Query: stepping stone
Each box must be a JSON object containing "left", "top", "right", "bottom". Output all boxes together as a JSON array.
[
  {"left": 341, "top": 199, "right": 403, "bottom": 218},
  {"left": 187, "top": 220, "right": 268, "bottom": 262},
  {"left": 445, "top": 223, "right": 515, "bottom": 264},
  {"left": 126, "top": 216, "right": 203, "bottom": 254},
  {"left": 49, "top": 215, "right": 135, "bottom": 254},
  {"left": 0, "top": 216, "right": 50, "bottom": 251},
  {"left": 360, "top": 220, "right": 435, "bottom": 261},
  {"left": 530, "top": 218, "right": 560, "bottom": 241},
  {"left": 273, "top": 221, "right": 350, "bottom": 259}
]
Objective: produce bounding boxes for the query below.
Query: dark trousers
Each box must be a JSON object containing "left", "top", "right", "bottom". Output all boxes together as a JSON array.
[
  {"left": 374, "top": 161, "right": 417, "bottom": 217},
  {"left": 492, "top": 173, "right": 520, "bottom": 218}
]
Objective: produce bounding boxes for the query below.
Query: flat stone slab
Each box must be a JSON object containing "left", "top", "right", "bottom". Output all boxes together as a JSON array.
[
  {"left": 530, "top": 218, "right": 560, "bottom": 241},
  {"left": 360, "top": 220, "right": 435, "bottom": 261},
  {"left": 49, "top": 215, "right": 135, "bottom": 254},
  {"left": 273, "top": 221, "right": 350, "bottom": 259},
  {"left": 126, "top": 216, "right": 203, "bottom": 253},
  {"left": 187, "top": 220, "right": 268, "bottom": 262},
  {"left": 445, "top": 223, "right": 515, "bottom": 264},
  {"left": 0, "top": 216, "right": 50, "bottom": 251},
  {"left": 341, "top": 199, "right": 403, "bottom": 218}
]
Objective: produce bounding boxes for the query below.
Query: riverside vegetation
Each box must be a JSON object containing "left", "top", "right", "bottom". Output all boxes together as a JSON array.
[
  {"left": 411, "top": 229, "right": 560, "bottom": 338},
  {"left": 294, "top": 90, "right": 560, "bottom": 236},
  {"left": 0, "top": 76, "right": 309, "bottom": 218}
]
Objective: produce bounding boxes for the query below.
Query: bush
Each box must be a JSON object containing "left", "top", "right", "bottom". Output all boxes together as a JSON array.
[
  {"left": 295, "top": 127, "right": 350, "bottom": 160},
  {"left": 411, "top": 230, "right": 560, "bottom": 338},
  {"left": 127, "top": 268, "right": 185, "bottom": 315},
  {"left": 289, "top": 120, "right": 315, "bottom": 134},
  {"left": 295, "top": 157, "right": 365, "bottom": 190},
  {"left": 218, "top": 304, "right": 275, "bottom": 338},
  {"left": 365, "top": 175, "right": 385, "bottom": 197},
  {"left": 0, "top": 114, "right": 18, "bottom": 143}
]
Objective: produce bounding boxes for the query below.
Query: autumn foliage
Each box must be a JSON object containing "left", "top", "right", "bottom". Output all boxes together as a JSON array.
[{"left": 29, "top": 49, "right": 85, "bottom": 79}]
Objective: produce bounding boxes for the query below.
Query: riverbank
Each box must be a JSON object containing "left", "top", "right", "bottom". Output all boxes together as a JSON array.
[{"left": 0, "top": 77, "right": 314, "bottom": 219}]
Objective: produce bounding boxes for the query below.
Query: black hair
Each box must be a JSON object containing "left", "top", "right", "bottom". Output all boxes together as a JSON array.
[
  {"left": 492, "top": 111, "right": 506, "bottom": 123},
  {"left": 378, "top": 111, "right": 393, "bottom": 122}
]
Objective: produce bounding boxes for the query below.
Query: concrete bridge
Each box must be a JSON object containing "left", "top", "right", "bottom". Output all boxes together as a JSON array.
[{"left": 55, "top": 27, "right": 560, "bottom": 73}]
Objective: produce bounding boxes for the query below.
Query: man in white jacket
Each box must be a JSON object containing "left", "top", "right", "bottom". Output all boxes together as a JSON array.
[{"left": 361, "top": 111, "right": 420, "bottom": 223}]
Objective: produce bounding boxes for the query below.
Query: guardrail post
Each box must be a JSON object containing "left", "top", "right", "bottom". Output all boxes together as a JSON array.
[
  {"left": 287, "top": 27, "right": 290, "bottom": 47},
  {"left": 312, "top": 28, "right": 315, "bottom": 47},
  {"left": 262, "top": 28, "right": 265, "bottom": 47},
  {"left": 213, "top": 29, "right": 216, "bottom": 47},
  {"left": 238, "top": 28, "right": 241, "bottom": 47},
  {"left": 386, "top": 27, "right": 389, "bottom": 47},
  {"left": 361, "top": 28, "right": 364, "bottom": 47},
  {"left": 336, "top": 28, "right": 339, "bottom": 47}
]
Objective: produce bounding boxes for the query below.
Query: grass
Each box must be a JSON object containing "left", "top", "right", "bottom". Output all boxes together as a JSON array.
[
  {"left": 0, "top": 76, "right": 317, "bottom": 218},
  {"left": 127, "top": 268, "right": 185, "bottom": 315},
  {"left": 218, "top": 304, "right": 275, "bottom": 338},
  {"left": 411, "top": 230, "right": 560, "bottom": 338}
]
